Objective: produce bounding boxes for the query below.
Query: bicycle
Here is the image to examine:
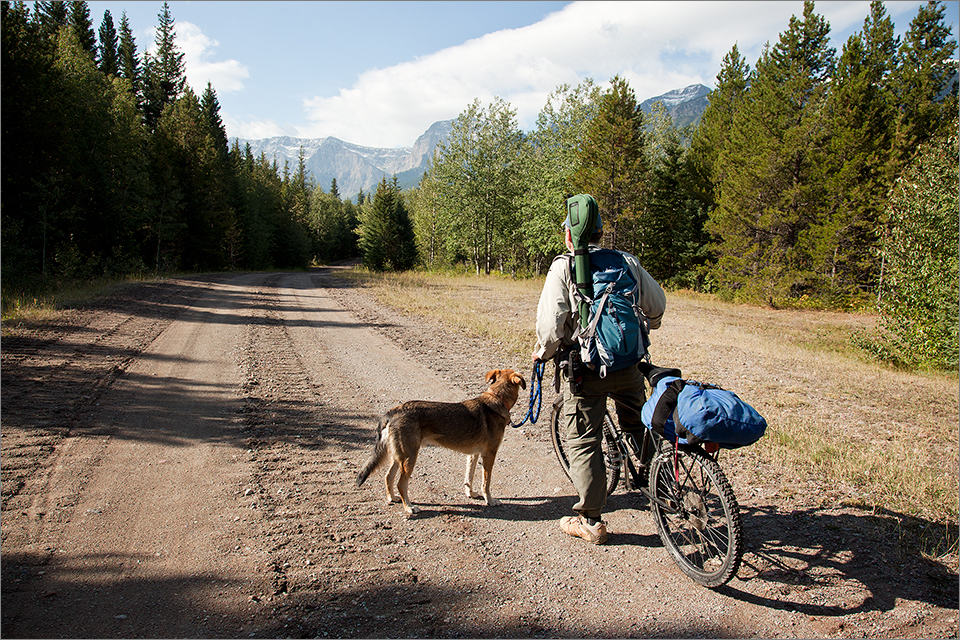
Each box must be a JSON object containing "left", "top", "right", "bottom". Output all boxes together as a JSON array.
[{"left": 549, "top": 383, "right": 744, "bottom": 588}]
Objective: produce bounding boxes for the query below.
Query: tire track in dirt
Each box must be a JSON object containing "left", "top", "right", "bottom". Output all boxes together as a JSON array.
[
  {"left": 1, "top": 279, "right": 219, "bottom": 550},
  {"left": 2, "top": 275, "right": 278, "bottom": 638},
  {"left": 231, "top": 273, "right": 459, "bottom": 637}
]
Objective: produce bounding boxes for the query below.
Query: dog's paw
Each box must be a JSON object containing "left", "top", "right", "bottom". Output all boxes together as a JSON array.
[
  {"left": 386, "top": 494, "right": 401, "bottom": 505},
  {"left": 404, "top": 505, "right": 420, "bottom": 517},
  {"left": 484, "top": 496, "right": 500, "bottom": 507}
]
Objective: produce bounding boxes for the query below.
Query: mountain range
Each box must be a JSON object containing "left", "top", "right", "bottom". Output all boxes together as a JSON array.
[
  {"left": 232, "top": 120, "right": 453, "bottom": 197},
  {"left": 231, "top": 84, "right": 711, "bottom": 198},
  {"left": 640, "top": 83, "right": 712, "bottom": 128}
]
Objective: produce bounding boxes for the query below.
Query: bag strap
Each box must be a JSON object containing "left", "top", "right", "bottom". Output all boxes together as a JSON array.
[
  {"left": 581, "top": 286, "right": 612, "bottom": 340},
  {"left": 650, "top": 378, "right": 703, "bottom": 445},
  {"left": 650, "top": 379, "right": 685, "bottom": 436}
]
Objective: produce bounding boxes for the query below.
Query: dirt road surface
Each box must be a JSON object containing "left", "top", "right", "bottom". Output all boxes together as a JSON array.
[{"left": 2, "top": 269, "right": 956, "bottom": 638}]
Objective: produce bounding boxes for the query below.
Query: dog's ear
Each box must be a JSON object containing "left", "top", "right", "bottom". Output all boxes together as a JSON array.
[
  {"left": 485, "top": 369, "right": 500, "bottom": 385},
  {"left": 512, "top": 372, "right": 526, "bottom": 390}
]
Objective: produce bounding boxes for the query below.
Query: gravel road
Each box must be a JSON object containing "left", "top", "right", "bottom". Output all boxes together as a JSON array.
[{"left": 2, "top": 268, "right": 956, "bottom": 638}]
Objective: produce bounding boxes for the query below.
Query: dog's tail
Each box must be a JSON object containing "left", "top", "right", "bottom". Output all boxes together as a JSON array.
[{"left": 356, "top": 416, "right": 389, "bottom": 486}]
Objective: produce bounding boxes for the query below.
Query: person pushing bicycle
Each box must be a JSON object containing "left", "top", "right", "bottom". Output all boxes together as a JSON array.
[{"left": 532, "top": 194, "right": 666, "bottom": 544}]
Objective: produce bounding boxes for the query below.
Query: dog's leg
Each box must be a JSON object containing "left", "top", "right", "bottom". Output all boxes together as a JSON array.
[
  {"left": 464, "top": 454, "right": 482, "bottom": 499},
  {"left": 384, "top": 461, "right": 402, "bottom": 505},
  {"left": 396, "top": 453, "right": 420, "bottom": 516},
  {"left": 479, "top": 450, "right": 500, "bottom": 506}
]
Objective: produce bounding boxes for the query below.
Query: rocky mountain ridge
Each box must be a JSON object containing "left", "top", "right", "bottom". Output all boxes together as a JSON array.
[
  {"left": 232, "top": 120, "right": 453, "bottom": 197},
  {"left": 640, "top": 83, "right": 711, "bottom": 128}
]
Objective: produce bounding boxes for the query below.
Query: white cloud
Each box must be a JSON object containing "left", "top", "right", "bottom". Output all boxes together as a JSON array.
[
  {"left": 146, "top": 21, "right": 249, "bottom": 94},
  {"left": 222, "top": 114, "right": 289, "bottom": 141},
  {"left": 299, "top": 1, "right": 860, "bottom": 147},
  {"left": 298, "top": 0, "right": 923, "bottom": 148},
  {"left": 177, "top": 22, "right": 249, "bottom": 93},
  {"left": 138, "top": 1, "right": 937, "bottom": 147}
]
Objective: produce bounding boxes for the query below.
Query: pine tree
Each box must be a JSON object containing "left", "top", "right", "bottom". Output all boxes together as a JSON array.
[
  {"left": 117, "top": 12, "right": 141, "bottom": 107},
  {"left": 67, "top": 1, "right": 95, "bottom": 59},
  {"left": 689, "top": 44, "right": 749, "bottom": 206},
  {"left": 573, "top": 75, "right": 647, "bottom": 252},
  {"left": 35, "top": 1, "right": 67, "bottom": 39},
  {"left": 143, "top": 1, "right": 186, "bottom": 130},
  {"left": 359, "top": 177, "right": 417, "bottom": 271},
  {"left": 96, "top": 9, "right": 118, "bottom": 76},
  {"left": 814, "top": 1, "right": 899, "bottom": 298},
  {"left": 230, "top": 142, "right": 273, "bottom": 269},
  {"left": 643, "top": 128, "right": 711, "bottom": 287},
  {"left": 710, "top": 1, "right": 836, "bottom": 302},
  {"left": 200, "top": 82, "right": 228, "bottom": 160},
  {"left": 286, "top": 147, "right": 310, "bottom": 225},
  {"left": 358, "top": 177, "right": 391, "bottom": 271},
  {"left": 891, "top": 0, "right": 958, "bottom": 158},
  {"left": 390, "top": 176, "right": 418, "bottom": 271},
  {"left": 2, "top": 0, "right": 63, "bottom": 278},
  {"left": 275, "top": 153, "right": 311, "bottom": 269},
  {"left": 39, "top": 22, "right": 150, "bottom": 277}
]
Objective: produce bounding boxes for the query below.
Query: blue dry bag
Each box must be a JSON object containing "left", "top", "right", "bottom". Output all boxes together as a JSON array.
[{"left": 640, "top": 365, "right": 767, "bottom": 449}]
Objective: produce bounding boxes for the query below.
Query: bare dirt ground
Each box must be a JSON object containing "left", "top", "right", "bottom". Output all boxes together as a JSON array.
[{"left": 2, "top": 267, "right": 957, "bottom": 639}]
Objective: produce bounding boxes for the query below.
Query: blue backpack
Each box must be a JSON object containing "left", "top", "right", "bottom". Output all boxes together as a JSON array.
[
  {"left": 640, "top": 365, "right": 767, "bottom": 449},
  {"left": 571, "top": 248, "right": 649, "bottom": 376}
]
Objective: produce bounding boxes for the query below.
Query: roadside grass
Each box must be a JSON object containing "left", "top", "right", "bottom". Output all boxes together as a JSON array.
[
  {"left": 758, "top": 416, "right": 958, "bottom": 563},
  {"left": 338, "top": 267, "right": 959, "bottom": 553},
  {"left": 1, "top": 276, "right": 138, "bottom": 326},
  {"left": 340, "top": 268, "right": 543, "bottom": 361}
]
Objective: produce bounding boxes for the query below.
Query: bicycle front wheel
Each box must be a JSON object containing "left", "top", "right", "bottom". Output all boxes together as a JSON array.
[
  {"left": 648, "top": 442, "right": 743, "bottom": 588},
  {"left": 549, "top": 394, "right": 621, "bottom": 496}
]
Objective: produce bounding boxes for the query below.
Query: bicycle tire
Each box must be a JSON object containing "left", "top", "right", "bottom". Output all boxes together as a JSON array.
[
  {"left": 549, "top": 394, "right": 621, "bottom": 496},
  {"left": 648, "top": 441, "right": 743, "bottom": 588}
]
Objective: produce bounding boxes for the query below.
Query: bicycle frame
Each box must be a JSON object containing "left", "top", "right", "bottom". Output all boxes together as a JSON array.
[{"left": 606, "top": 410, "right": 714, "bottom": 494}]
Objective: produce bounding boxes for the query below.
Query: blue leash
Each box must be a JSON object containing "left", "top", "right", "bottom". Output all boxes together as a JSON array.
[{"left": 512, "top": 360, "right": 544, "bottom": 428}]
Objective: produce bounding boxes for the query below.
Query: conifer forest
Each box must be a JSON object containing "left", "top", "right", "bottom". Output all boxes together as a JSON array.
[{"left": 2, "top": 1, "right": 957, "bottom": 369}]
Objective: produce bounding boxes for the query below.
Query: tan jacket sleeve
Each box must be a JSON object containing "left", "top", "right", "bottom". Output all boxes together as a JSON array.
[{"left": 534, "top": 255, "right": 576, "bottom": 361}]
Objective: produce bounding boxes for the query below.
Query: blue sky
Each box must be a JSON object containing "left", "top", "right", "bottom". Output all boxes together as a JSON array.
[{"left": 84, "top": 1, "right": 958, "bottom": 148}]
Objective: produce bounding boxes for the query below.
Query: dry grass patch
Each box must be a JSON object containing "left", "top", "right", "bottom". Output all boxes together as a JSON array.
[
  {"left": 339, "top": 268, "right": 542, "bottom": 361},
  {"left": 1, "top": 277, "right": 142, "bottom": 328},
  {"left": 760, "top": 415, "right": 956, "bottom": 523}
]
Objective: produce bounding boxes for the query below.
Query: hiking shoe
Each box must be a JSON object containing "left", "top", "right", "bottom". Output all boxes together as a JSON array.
[{"left": 560, "top": 515, "right": 608, "bottom": 544}]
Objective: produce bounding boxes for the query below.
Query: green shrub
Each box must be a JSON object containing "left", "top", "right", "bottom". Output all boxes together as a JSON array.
[{"left": 872, "top": 122, "right": 959, "bottom": 370}]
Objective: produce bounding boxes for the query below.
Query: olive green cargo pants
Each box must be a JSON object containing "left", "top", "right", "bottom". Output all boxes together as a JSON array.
[{"left": 561, "top": 363, "right": 647, "bottom": 519}]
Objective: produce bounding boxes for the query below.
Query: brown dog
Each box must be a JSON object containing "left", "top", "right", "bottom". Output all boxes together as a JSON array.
[{"left": 356, "top": 369, "right": 526, "bottom": 516}]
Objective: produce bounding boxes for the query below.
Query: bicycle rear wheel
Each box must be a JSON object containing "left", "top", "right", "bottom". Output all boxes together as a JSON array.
[
  {"left": 549, "top": 394, "right": 621, "bottom": 496},
  {"left": 648, "top": 441, "right": 743, "bottom": 588}
]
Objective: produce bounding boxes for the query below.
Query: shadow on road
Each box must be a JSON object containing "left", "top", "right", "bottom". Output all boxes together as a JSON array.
[{"left": 719, "top": 503, "right": 958, "bottom": 616}]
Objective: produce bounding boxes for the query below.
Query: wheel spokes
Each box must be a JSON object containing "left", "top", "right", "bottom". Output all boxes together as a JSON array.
[{"left": 657, "top": 454, "right": 732, "bottom": 573}]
